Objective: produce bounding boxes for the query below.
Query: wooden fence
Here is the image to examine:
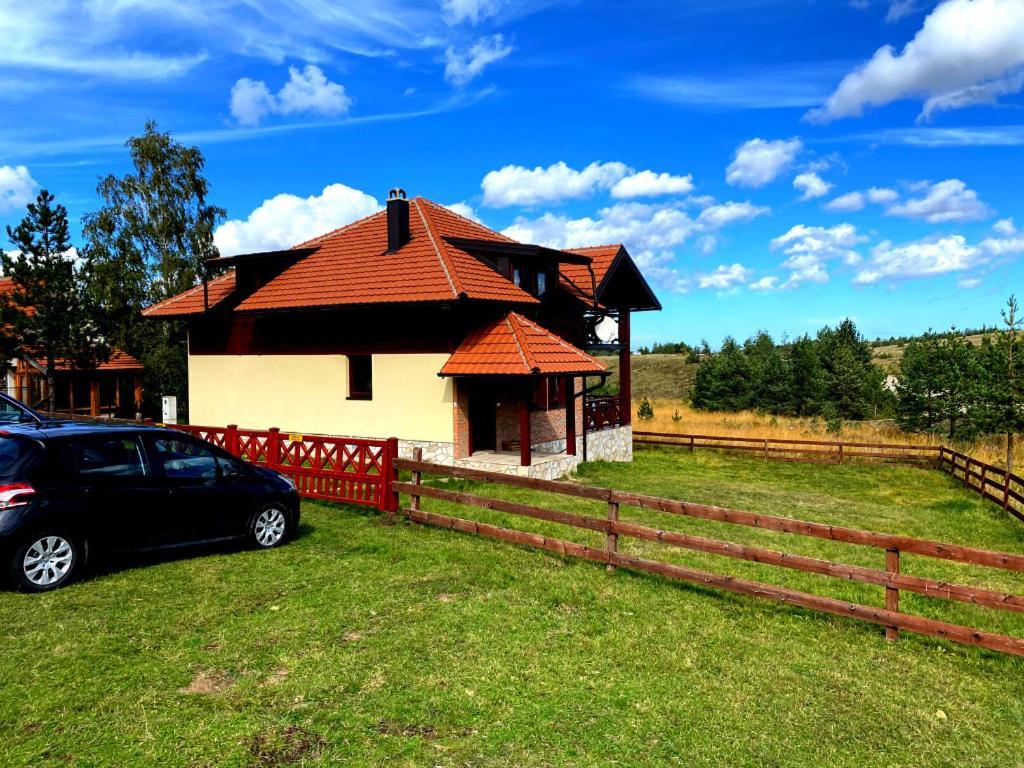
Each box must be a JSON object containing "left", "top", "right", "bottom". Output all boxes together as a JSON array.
[
  {"left": 172, "top": 423, "right": 399, "bottom": 512},
  {"left": 634, "top": 431, "right": 941, "bottom": 465},
  {"left": 938, "top": 447, "right": 1024, "bottom": 524},
  {"left": 394, "top": 452, "right": 1024, "bottom": 657}
]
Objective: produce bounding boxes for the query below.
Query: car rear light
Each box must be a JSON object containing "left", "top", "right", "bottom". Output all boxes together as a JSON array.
[{"left": 0, "top": 483, "right": 35, "bottom": 510}]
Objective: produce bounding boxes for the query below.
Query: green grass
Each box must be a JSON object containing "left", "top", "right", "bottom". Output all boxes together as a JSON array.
[
  {"left": 595, "top": 353, "right": 699, "bottom": 400},
  {"left": 3, "top": 447, "right": 1024, "bottom": 766}
]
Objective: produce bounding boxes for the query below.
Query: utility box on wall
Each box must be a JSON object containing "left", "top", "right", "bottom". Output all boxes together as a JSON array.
[{"left": 161, "top": 395, "right": 178, "bottom": 424}]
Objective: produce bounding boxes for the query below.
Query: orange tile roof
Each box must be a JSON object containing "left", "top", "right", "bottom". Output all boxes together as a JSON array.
[
  {"left": 560, "top": 245, "right": 622, "bottom": 304},
  {"left": 235, "top": 198, "right": 538, "bottom": 312},
  {"left": 142, "top": 271, "right": 237, "bottom": 317},
  {"left": 440, "top": 312, "right": 607, "bottom": 376}
]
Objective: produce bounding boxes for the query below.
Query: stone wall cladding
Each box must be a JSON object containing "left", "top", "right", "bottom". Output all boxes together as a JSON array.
[
  {"left": 585, "top": 425, "right": 632, "bottom": 463},
  {"left": 398, "top": 439, "right": 455, "bottom": 465}
]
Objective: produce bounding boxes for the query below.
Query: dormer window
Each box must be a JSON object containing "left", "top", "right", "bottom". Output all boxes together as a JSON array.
[{"left": 536, "top": 271, "right": 547, "bottom": 297}]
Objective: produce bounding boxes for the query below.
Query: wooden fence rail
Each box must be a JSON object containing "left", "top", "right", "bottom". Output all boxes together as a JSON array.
[
  {"left": 634, "top": 431, "right": 941, "bottom": 465},
  {"left": 171, "top": 422, "right": 399, "bottom": 512},
  {"left": 938, "top": 446, "right": 1024, "bottom": 524},
  {"left": 395, "top": 452, "right": 1024, "bottom": 657}
]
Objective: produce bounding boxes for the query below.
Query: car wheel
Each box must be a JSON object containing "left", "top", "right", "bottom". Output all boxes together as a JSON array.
[
  {"left": 249, "top": 504, "right": 291, "bottom": 549},
  {"left": 11, "top": 531, "right": 80, "bottom": 592}
]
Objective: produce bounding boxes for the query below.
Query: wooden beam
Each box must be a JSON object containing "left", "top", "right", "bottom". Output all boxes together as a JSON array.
[
  {"left": 89, "top": 380, "right": 100, "bottom": 417},
  {"left": 565, "top": 376, "right": 576, "bottom": 456},
  {"left": 618, "top": 310, "right": 631, "bottom": 425},
  {"left": 520, "top": 384, "right": 531, "bottom": 467}
]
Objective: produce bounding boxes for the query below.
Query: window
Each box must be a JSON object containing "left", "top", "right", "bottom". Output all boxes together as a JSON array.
[
  {"left": 536, "top": 270, "right": 547, "bottom": 296},
  {"left": 531, "top": 378, "right": 566, "bottom": 411},
  {"left": 348, "top": 355, "right": 373, "bottom": 400},
  {"left": 69, "top": 436, "right": 147, "bottom": 478},
  {"left": 151, "top": 437, "right": 219, "bottom": 481}
]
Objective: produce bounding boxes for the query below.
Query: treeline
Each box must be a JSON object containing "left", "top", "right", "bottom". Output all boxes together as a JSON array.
[
  {"left": 0, "top": 121, "right": 223, "bottom": 415},
  {"left": 691, "top": 319, "right": 891, "bottom": 422},
  {"left": 896, "top": 298, "right": 1024, "bottom": 468},
  {"left": 636, "top": 340, "right": 700, "bottom": 360}
]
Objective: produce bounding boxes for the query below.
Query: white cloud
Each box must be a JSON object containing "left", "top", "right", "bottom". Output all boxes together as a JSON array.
[
  {"left": 726, "top": 138, "right": 802, "bottom": 188},
  {"left": 885, "top": 178, "right": 990, "bottom": 223},
  {"left": 444, "top": 34, "right": 513, "bottom": 86},
  {"left": 825, "top": 192, "right": 865, "bottom": 212},
  {"left": 980, "top": 232, "right": 1024, "bottom": 257},
  {"left": 847, "top": 125, "right": 1024, "bottom": 147},
  {"left": 214, "top": 183, "right": 379, "bottom": 256},
  {"left": 793, "top": 172, "right": 832, "bottom": 201},
  {"left": 482, "top": 161, "right": 631, "bottom": 207},
  {"left": 610, "top": 171, "right": 694, "bottom": 199},
  {"left": 958, "top": 276, "right": 982, "bottom": 289},
  {"left": 444, "top": 201, "right": 481, "bottom": 222},
  {"left": 807, "top": 0, "right": 1024, "bottom": 123},
  {"left": 748, "top": 275, "right": 779, "bottom": 291},
  {"left": 867, "top": 186, "right": 899, "bottom": 204},
  {"left": 695, "top": 201, "right": 770, "bottom": 230},
  {"left": 994, "top": 217, "right": 1017, "bottom": 236},
  {"left": 770, "top": 223, "right": 867, "bottom": 288},
  {"left": 885, "top": 0, "right": 919, "bottom": 23},
  {"left": 0, "top": 165, "right": 38, "bottom": 214},
  {"left": 854, "top": 235, "right": 983, "bottom": 284},
  {"left": 696, "top": 235, "right": 718, "bottom": 254},
  {"left": 230, "top": 65, "right": 351, "bottom": 126},
  {"left": 441, "top": 0, "right": 506, "bottom": 24},
  {"left": 698, "top": 263, "right": 752, "bottom": 291}
]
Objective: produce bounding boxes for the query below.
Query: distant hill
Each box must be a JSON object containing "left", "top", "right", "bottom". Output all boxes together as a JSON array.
[
  {"left": 595, "top": 354, "right": 699, "bottom": 400},
  {"left": 870, "top": 333, "right": 989, "bottom": 374}
]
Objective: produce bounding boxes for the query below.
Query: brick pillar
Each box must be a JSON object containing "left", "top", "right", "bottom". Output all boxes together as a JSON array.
[{"left": 519, "top": 384, "right": 531, "bottom": 467}]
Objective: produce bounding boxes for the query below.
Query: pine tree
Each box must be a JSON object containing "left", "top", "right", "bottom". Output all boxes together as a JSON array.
[
  {"left": 0, "top": 191, "right": 105, "bottom": 412},
  {"left": 789, "top": 335, "right": 825, "bottom": 416},
  {"left": 978, "top": 297, "right": 1024, "bottom": 471}
]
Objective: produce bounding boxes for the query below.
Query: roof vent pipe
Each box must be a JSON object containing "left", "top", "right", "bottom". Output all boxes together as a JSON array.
[{"left": 386, "top": 188, "right": 410, "bottom": 253}]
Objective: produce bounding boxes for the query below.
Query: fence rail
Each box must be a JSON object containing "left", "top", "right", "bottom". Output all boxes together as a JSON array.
[
  {"left": 634, "top": 431, "right": 941, "bottom": 465},
  {"left": 172, "top": 423, "right": 398, "bottom": 512},
  {"left": 938, "top": 446, "right": 1024, "bottom": 524},
  {"left": 585, "top": 396, "right": 627, "bottom": 431},
  {"left": 395, "top": 454, "right": 1024, "bottom": 657}
]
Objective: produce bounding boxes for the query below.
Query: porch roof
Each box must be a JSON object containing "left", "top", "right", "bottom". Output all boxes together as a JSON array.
[{"left": 439, "top": 312, "right": 606, "bottom": 377}]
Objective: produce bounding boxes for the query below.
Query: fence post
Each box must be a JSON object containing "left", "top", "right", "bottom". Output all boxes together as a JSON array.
[
  {"left": 226, "top": 424, "right": 240, "bottom": 457},
  {"left": 267, "top": 427, "right": 282, "bottom": 470},
  {"left": 963, "top": 457, "right": 971, "bottom": 488},
  {"left": 606, "top": 498, "right": 619, "bottom": 572},
  {"left": 980, "top": 465, "right": 987, "bottom": 496},
  {"left": 410, "top": 447, "right": 423, "bottom": 513},
  {"left": 763, "top": 438, "right": 769, "bottom": 461},
  {"left": 689, "top": 435, "right": 695, "bottom": 453},
  {"left": 384, "top": 437, "right": 400, "bottom": 517},
  {"left": 838, "top": 443, "right": 844, "bottom": 465},
  {"left": 885, "top": 547, "right": 900, "bottom": 642},
  {"left": 1005, "top": 473, "right": 1012, "bottom": 511}
]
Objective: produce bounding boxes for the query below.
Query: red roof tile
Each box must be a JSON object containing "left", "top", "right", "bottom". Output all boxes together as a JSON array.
[
  {"left": 235, "top": 198, "right": 537, "bottom": 312},
  {"left": 560, "top": 245, "right": 622, "bottom": 304},
  {"left": 142, "top": 271, "right": 237, "bottom": 318},
  {"left": 440, "top": 312, "right": 606, "bottom": 376}
]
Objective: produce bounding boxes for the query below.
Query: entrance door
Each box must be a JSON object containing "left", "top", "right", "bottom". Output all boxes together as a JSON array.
[{"left": 468, "top": 387, "right": 497, "bottom": 453}]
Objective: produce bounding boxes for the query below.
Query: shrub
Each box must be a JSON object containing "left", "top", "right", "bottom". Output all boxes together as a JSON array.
[{"left": 637, "top": 397, "right": 654, "bottom": 422}]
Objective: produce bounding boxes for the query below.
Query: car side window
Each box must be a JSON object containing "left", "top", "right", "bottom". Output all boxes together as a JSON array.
[
  {"left": 69, "top": 436, "right": 147, "bottom": 478},
  {"left": 152, "top": 437, "right": 219, "bottom": 481}
]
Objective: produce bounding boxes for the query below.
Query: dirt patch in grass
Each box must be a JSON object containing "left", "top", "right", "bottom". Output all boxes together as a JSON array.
[
  {"left": 374, "top": 720, "right": 438, "bottom": 739},
  {"left": 179, "top": 670, "right": 233, "bottom": 695},
  {"left": 249, "top": 725, "right": 325, "bottom": 766}
]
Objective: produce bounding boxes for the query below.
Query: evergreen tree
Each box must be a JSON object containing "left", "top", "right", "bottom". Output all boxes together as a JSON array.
[
  {"left": 817, "top": 319, "right": 878, "bottom": 419},
  {"left": 691, "top": 337, "right": 752, "bottom": 411},
  {"left": 0, "top": 191, "right": 105, "bottom": 412},
  {"left": 789, "top": 335, "right": 825, "bottom": 416},
  {"left": 82, "top": 121, "right": 225, "bottom": 416},
  {"left": 977, "top": 297, "right": 1024, "bottom": 472},
  {"left": 896, "top": 333, "right": 944, "bottom": 432},
  {"left": 745, "top": 331, "right": 792, "bottom": 414}
]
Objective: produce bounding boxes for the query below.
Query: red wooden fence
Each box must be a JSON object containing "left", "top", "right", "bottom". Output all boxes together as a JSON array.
[
  {"left": 171, "top": 423, "right": 399, "bottom": 512},
  {"left": 938, "top": 446, "right": 1024, "bottom": 524}
]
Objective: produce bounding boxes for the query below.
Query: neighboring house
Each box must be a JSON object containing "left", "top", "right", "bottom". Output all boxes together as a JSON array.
[
  {"left": 143, "top": 190, "right": 660, "bottom": 478},
  {"left": 0, "top": 277, "right": 143, "bottom": 418}
]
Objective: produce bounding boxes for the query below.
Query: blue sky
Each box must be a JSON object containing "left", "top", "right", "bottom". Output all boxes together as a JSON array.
[{"left": 1, "top": 0, "right": 1022, "bottom": 349}]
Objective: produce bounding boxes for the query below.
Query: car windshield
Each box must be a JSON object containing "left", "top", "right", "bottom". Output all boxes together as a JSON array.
[
  {"left": 0, "top": 397, "right": 37, "bottom": 425},
  {"left": 0, "top": 436, "right": 43, "bottom": 482}
]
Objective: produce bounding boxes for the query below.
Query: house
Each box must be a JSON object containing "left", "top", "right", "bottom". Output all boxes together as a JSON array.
[
  {"left": 1, "top": 277, "right": 143, "bottom": 418},
  {"left": 143, "top": 190, "right": 660, "bottom": 478}
]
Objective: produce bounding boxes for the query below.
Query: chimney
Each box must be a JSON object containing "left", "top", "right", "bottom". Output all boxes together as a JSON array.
[{"left": 386, "top": 188, "right": 410, "bottom": 252}]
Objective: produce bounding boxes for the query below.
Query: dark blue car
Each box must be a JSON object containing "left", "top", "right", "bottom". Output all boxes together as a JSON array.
[{"left": 0, "top": 404, "right": 299, "bottom": 592}]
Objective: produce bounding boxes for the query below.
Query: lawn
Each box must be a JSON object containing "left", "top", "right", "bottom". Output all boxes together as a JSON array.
[{"left": 3, "top": 446, "right": 1024, "bottom": 767}]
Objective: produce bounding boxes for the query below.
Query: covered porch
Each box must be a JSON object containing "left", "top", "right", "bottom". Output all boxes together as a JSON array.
[{"left": 440, "top": 311, "right": 607, "bottom": 470}]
